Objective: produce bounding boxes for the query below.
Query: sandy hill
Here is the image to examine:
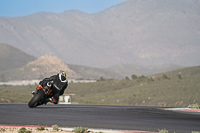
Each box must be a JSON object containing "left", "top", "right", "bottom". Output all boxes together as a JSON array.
[{"left": 0, "top": 55, "right": 82, "bottom": 81}]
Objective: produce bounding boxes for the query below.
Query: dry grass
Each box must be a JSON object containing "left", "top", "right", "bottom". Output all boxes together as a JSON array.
[
  {"left": 1, "top": 66, "right": 200, "bottom": 107},
  {"left": 0, "top": 127, "right": 72, "bottom": 133}
]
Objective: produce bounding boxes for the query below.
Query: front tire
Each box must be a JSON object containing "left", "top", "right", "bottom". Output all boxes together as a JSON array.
[{"left": 28, "top": 90, "right": 45, "bottom": 108}]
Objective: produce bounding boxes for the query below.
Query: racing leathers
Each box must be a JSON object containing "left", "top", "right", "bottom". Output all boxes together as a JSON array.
[{"left": 37, "top": 74, "right": 68, "bottom": 104}]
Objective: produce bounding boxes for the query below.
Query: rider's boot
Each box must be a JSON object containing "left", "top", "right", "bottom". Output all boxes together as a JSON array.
[{"left": 44, "top": 98, "right": 53, "bottom": 105}]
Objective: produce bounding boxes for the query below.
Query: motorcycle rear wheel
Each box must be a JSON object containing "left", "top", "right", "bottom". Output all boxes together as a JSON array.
[{"left": 28, "top": 90, "right": 45, "bottom": 108}]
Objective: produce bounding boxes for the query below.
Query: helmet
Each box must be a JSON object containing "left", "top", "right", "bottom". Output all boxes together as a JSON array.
[{"left": 58, "top": 70, "right": 67, "bottom": 81}]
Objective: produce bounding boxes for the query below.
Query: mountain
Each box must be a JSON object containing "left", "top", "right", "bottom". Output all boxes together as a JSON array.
[
  {"left": 68, "top": 64, "right": 125, "bottom": 79},
  {"left": 0, "top": 55, "right": 82, "bottom": 81},
  {"left": 151, "top": 65, "right": 200, "bottom": 79},
  {"left": 105, "top": 63, "right": 183, "bottom": 77},
  {"left": 0, "top": 43, "right": 183, "bottom": 81},
  {"left": 0, "top": 43, "right": 36, "bottom": 73},
  {"left": 69, "top": 63, "right": 183, "bottom": 79},
  {"left": 0, "top": 0, "right": 200, "bottom": 67}
]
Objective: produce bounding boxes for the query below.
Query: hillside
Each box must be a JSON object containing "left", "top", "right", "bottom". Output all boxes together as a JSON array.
[
  {"left": 59, "top": 65, "right": 200, "bottom": 107},
  {"left": 0, "top": 43, "right": 183, "bottom": 81},
  {"left": 152, "top": 65, "right": 200, "bottom": 78},
  {"left": 0, "top": 55, "right": 82, "bottom": 81},
  {"left": 69, "top": 64, "right": 125, "bottom": 79},
  {"left": 0, "top": 0, "right": 199, "bottom": 67},
  {"left": 69, "top": 63, "right": 183, "bottom": 79},
  {"left": 1, "top": 65, "right": 200, "bottom": 107},
  {"left": 0, "top": 43, "right": 36, "bottom": 73}
]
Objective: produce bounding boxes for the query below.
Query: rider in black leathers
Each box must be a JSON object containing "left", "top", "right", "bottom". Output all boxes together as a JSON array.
[{"left": 33, "top": 70, "right": 68, "bottom": 104}]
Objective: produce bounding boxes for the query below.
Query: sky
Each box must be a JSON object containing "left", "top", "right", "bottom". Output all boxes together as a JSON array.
[{"left": 0, "top": 0, "right": 124, "bottom": 17}]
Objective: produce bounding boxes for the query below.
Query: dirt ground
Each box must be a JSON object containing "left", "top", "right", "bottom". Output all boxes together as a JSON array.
[{"left": 0, "top": 127, "right": 89, "bottom": 133}]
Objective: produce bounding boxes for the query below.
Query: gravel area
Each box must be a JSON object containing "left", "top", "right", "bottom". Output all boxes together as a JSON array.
[{"left": 0, "top": 127, "right": 75, "bottom": 133}]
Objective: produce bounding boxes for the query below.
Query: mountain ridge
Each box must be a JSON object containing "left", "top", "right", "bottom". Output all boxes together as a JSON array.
[
  {"left": 0, "top": 44, "right": 183, "bottom": 82},
  {"left": 0, "top": 0, "right": 200, "bottom": 67},
  {"left": 0, "top": 43, "right": 36, "bottom": 73}
]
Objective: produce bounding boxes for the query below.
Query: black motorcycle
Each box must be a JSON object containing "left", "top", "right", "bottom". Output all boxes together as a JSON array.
[{"left": 28, "top": 82, "right": 53, "bottom": 108}]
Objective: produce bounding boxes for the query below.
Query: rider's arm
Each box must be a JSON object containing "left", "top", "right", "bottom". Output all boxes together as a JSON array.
[
  {"left": 39, "top": 75, "right": 57, "bottom": 86},
  {"left": 59, "top": 82, "right": 68, "bottom": 95}
]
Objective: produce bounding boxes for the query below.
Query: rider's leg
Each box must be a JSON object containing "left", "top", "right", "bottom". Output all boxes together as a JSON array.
[{"left": 50, "top": 93, "right": 59, "bottom": 104}]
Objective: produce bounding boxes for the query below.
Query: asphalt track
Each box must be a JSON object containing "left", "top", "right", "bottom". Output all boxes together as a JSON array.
[{"left": 0, "top": 104, "right": 200, "bottom": 133}]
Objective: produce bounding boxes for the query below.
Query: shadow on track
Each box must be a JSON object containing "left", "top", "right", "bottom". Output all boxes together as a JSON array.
[{"left": 36, "top": 105, "right": 97, "bottom": 109}]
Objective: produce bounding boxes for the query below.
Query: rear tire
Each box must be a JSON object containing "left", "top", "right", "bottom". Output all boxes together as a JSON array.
[{"left": 28, "top": 90, "right": 45, "bottom": 108}]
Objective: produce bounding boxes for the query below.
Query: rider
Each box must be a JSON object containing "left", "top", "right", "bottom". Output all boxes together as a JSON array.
[{"left": 33, "top": 70, "right": 68, "bottom": 104}]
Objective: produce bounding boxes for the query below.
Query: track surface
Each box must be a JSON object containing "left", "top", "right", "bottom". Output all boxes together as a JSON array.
[{"left": 0, "top": 104, "right": 200, "bottom": 133}]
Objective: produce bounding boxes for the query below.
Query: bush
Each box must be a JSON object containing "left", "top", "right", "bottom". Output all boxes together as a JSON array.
[
  {"left": 73, "top": 126, "right": 88, "bottom": 133},
  {"left": 97, "top": 77, "right": 105, "bottom": 81},
  {"left": 158, "top": 128, "right": 168, "bottom": 133},
  {"left": 162, "top": 74, "right": 170, "bottom": 80},
  {"left": 188, "top": 104, "right": 200, "bottom": 109},
  {"left": 18, "top": 127, "right": 31, "bottom": 133},
  {"left": 125, "top": 76, "right": 130, "bottom": 80},
  {"left": 52, "top": 124, "right": 59, "bottom": 131},
  {"left": 0, "top": 128, "right": 6, "bottom": 132},
  {"left": 131, "top": 74, "right": 137, "bottom": 80},
  {"left": 178, "top": 74, "right": 182, "bottom": 79},
  {"left": 148, "top": 77, "right": 154, "bottom": 82},
  {"left": 37, "top": 126, "right": 45, "bottom": 131},
  {"left": 137, "top": 75, "right": 146, "bottom": 82}
]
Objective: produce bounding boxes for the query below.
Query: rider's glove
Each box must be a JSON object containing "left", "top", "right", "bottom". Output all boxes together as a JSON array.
[{"left": 36, "top": 84, "right": 43, "bottom": 90}]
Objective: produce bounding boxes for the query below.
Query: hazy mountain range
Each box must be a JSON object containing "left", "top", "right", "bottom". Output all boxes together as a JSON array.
[
  {"left": 0, "top": 0, "right": 200, "bottom": 68},
  {"left": 0, "top": 43, "right": 36, "bottom": 72},
  {"left": 0, "top": 43, "right": 183, "bottom": 81}
]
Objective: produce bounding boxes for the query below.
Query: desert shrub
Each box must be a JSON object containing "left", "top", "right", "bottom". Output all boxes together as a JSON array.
[
  {"left": 137, "top": 75, "right": 146, "bottom": 82},
  {"left": 188, "top": 104, "right": 200, "bottom": 109},
  {"left": 178, "top": 74, "right": 182, "bottom": 79},
  {"left": 97, "top": 77, "right": 105, "bottom": 81},
  {"left": 0, "top": 128, "right": 6, "bottom": 132},
  {"left": 73, "top": 126, "right": 88, "bottom": 133},
  {"left": 52, "top": 124, "right": 59, "bottom": 131},
  {"left": 131, "top": 74, "right": 137, "bottom": 79},
  {"left": 162, "top": 74, "right": 170, "bottom": 80},
  {"left": 158, "top": 128, "right": 168, "bottom": 133},
  {"left": 125, "top": 76, "right": 130, "bottom": 80},
  {"left": 18, "top": 127, "right": 31, "bottom": 133},
  {"left": 36, "top": 126, "right": 45, "bottom": 131},
  {"left": 148, "top": 77, "right": 154, "bottom": 82}
]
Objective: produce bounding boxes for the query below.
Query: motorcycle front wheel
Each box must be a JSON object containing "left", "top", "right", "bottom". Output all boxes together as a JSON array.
[{"left": 28, "top": 90, "right": 45, "bottom": 108}]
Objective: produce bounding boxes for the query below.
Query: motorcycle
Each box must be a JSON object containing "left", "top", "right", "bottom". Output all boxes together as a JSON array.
[{"left": 28, "top": 82, "right": 53, "bottom": 108}]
